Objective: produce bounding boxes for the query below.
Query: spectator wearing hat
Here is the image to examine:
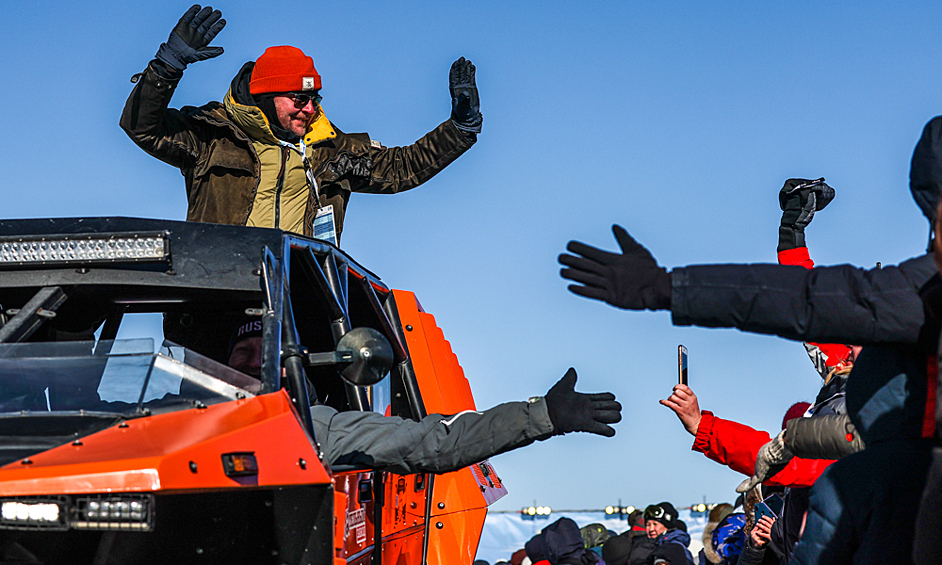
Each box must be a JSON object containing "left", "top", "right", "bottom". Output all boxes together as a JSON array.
[
  {"left": 580, "top": 523, "right": 611, "bottom": 557},
  {"left": 642, "top": 503, "right": 694, "bottom": 565},
  {"left": 525, "top": 518, "right": 600, "bottom": 565},
  {"left": 123, "top": 5, "right": 481, "bottom": 243},
  {"left": 698, "top": 503, "right": 734, "bottom": 564}
]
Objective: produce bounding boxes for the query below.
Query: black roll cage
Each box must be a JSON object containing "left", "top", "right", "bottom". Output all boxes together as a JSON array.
[{"left": 0, "top": 217, "right": 428, "bottom": 446}]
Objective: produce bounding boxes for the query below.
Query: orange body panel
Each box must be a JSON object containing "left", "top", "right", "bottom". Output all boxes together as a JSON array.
[
  {"left": 0, "top": 390, "right": 330, "bottom": 495},
  {"left": 426, "top": 507, "right": 488, "bottom": 565},
  {"left": 391, "top": 290, "right": 497, "bottom": 565}
]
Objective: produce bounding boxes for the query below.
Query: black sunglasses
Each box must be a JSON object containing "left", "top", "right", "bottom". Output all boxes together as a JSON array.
[{"left": 286, "top": 92, "right": 322, "bottom": 108}]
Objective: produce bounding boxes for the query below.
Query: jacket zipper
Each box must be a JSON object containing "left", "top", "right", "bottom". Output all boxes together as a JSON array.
[{"left": 274, "top": 145, "right": 289, "bottom": 229}]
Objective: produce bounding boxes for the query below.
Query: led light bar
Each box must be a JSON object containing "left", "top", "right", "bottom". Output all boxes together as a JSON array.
[
  {"left": 71, "top": 494, "right": 154, "bottom": 531},
  {"left": 0, "top": 231, "right": 170, "bottom": 268},
  {"left": 0, "top": 496, "right": 68, "bottom": 530}
]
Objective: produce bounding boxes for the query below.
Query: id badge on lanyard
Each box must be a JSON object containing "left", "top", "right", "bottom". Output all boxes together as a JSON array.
[
  {"left": 313, "top": 204, "right": 337, "bottom": 246},
  {"left": 296, "top": 140, "right": 337, "bottom": 246}
]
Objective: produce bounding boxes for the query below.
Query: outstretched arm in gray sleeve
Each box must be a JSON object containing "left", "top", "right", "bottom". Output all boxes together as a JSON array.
[{"left": 311, "top": 368, "right": 621, "bottom": 474}]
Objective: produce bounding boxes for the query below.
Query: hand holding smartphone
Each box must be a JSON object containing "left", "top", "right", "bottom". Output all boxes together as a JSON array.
[{"left": 754, "top": 494, "right": 784, "bottom": 523}]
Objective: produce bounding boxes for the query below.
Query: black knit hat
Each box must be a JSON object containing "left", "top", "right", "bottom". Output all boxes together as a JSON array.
[
  {"left": 643, "top": 502, "right": 679, "bottom": 530},
  {"left": 228, "top": 317, "right": 263, "bottom": 358},
  {"left": 601, "top": 532, "right": 632, "bottom": 565}
]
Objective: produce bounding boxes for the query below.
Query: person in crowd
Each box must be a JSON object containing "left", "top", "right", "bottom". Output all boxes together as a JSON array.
[
  {"left": 912, "top": 204, "right": 942, "bottom": 564},
  {"left": 738, "top": 515, "right": 776, "bottom": 565},
  {"left": 643, "top": 503, "right": 695, "bottom": 565},
  {"left": 580, "top": 523, "right": 611, "bottom": 556},
  {"left": 737, "top": 180, "right": 865, "bottom": 491},
  {"left": 525, "top": 518, "right": 600, "bottom": 565},
  {"left": 699, "top": 503, "right": 733, "bottom": 565},
  {"left": 661, "top": 181, "right": 852, "bottom": 563},
  {"left": 662, "top": 382, "right": 815, "bottom": 563},
  {"left": 626, "top": 509, "right": 646, "bottom": 538},
  {"left": 602, "top": 502, "right": 690, "bottom": 565},
  {"left": 559, "top": 116, "right": 942, "bottom": 563},
  {"left": 705, "top": 511, "right": 747, "bottom": 565},
  {"left": 121, "top": 5, "right": 481, "bottom": 243},
  {"left": 662, "top": 384, "right": 827, "bottom": 488},
  {"left": 224, "top": 319, "right": 622, "bottom": 473},
  {"left": 510, "top": 548, "right": 529, "bottom": 565}
]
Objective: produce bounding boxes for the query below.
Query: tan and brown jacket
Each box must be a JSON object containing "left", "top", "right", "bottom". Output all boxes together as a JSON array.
[{"left": 120, "top": 61, "right": 476, "bottom": 240}]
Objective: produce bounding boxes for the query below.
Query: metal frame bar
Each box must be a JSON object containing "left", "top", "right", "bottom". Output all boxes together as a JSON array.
[
  {"left": 260, "top": 248, "right": 284, "bottom": 395},
  {"left": 0, "top": 286, "right": 68, "bottom": 344}
]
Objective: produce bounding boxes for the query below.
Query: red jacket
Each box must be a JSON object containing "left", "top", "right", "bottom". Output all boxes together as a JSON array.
[
  {"left": 778, "top": 247, "right": 853, "bottom": 370},
  {"left": 689, "top": 246, "right": 846, "bottom": 487},
  {"left": 692, "top": 411, "right": 835, "bottom": 488}
]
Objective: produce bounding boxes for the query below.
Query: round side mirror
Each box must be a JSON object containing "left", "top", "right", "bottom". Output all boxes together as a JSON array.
[{"left": 337, "top": 327, "right": 394, "bottom": 387}]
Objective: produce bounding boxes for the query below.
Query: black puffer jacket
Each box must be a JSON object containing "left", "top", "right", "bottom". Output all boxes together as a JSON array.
[
  {"left": 670, "top": 117, "right": 942, "bottom": 347},
  {"left": 525, "top": 517, "right": 600, "bottom": 565},
  {"left": 666, "top": 116, "right": 942, "bottom": 564},
  {"left": 789, "top": 342, "right": 937, "bottom": 564}
]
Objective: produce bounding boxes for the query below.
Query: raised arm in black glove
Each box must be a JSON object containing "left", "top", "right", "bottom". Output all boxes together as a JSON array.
[
  {"left": 777, "top": 178, "right": 835, "bottom": 252},
  {"left": 559, "top": 225, "right": 671, "bottom": 311},
  {"left": 543, "top": 368, "right": 621, "bottom": 437},
  {"left": 449, "top": 57, "right": 482, "bottom": 134},
  {"left": 155, "top": 4, "right": 226, "bottom": 72}
]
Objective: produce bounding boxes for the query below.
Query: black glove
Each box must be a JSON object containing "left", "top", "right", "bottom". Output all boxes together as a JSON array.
[
  {"left": 155, "top": 5, "right": 226, "bottom": 71},
  {"left": 559, "top": 225, "right": 671, "bottom": 311},
  {"left": 777, "top": 178, "right": 834, "bottom": 252},
  {"left": 449, "top": 57, "right": 482, "bottom": 134},
  {"left": 544, "top": 368, "right": 621, "bottom": 437}
]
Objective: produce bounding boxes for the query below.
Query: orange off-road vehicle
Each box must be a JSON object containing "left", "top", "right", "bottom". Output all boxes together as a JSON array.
[{"left": 0, "top": 217, "right": 506, "bottom": 565}]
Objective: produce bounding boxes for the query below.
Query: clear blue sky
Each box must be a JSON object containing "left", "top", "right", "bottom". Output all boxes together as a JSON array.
[{"left": 2, "top": 1, "right": 940, "bottom": 511}]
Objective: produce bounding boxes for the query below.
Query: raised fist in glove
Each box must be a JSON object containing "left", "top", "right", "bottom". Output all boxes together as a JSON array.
[
  {"left": 778, "top": 178, "right": 835, "bottom": 252},
  {"left": 544, "top": 368, "right": 621, "bottom": 437},
  {"left": 156, "top": 5, "right": 226, "bottom": 71},
  {"left": 449, "top": 57, "right": 482, "bottom": 134},
  {"left": 736, "top": 430, "right": 794, "bottom": 493},
  {"left": 559, "top": 225, "right": 671, "bottom": 311}
]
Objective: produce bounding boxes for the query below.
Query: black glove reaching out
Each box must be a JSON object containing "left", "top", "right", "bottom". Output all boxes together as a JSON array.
[
  {"left": 155, "top": 5, "right": 226, "bottom": 72},
  {"left": 777, "top": 178, "right": 835, "bottom": 252},
  {"left": 559, "top": 225, "right": 672, "bottom": 311},
  {"left": 544, "top": 368, "right": 621, "bottom": 437},
  {"left": 449, "top": 57, "right": 483, "bottom": 134}
]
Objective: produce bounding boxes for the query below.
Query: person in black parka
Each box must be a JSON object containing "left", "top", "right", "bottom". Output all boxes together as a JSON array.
[
  {"left": 526, "top": 518, "right": 600, "bottom": 565},
  {"left": 561, "top": 116, "right": 942, "bottom": 563}
]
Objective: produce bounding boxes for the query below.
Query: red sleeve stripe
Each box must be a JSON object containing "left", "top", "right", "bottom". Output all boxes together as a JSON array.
[{"left": 923, "top": 356, "right": 937, "bottom": 439}]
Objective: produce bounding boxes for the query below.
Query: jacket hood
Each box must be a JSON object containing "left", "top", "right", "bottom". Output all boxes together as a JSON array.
[
  {"left": 224, "top": 62, "right": 281, "bottom": 145},
  {"left": 910, "top": 116, "right": 942, "bottom": 225},
  {"left": 845, "top": 345, "right": 936, "bottom": 445},
  {"left": 525, "top": 518, "right": 598, "bottom": 565},
  {"left": 700, "top": 520, "right": 722, "bottom": 563},
  {"left": 229, "top": 61, "right": 302, "bottom": 143},
  {"left": 657, "top": 528, "right": 691, "bottom": 548}
]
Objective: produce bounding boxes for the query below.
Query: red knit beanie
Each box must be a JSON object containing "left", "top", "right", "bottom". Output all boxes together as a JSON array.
[
  {"left": 782, "top": 401, "right": 811, "bottom": 429},
  {"left": 250, "top": 46, "right": 321, "bottom": 95}
]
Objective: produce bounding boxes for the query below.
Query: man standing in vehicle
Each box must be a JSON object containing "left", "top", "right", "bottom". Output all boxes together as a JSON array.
[{"left": 121, "top": 5, "right": 481, "bottom": 244}]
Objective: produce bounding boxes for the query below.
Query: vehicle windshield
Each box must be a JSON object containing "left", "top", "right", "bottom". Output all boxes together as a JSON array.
[{"left": 0, "top": 339, "right": 258, "bottom": 418}]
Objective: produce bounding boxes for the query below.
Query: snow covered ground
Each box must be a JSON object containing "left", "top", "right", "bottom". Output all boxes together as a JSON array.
[{"left": 476, "top": 510, "right": 706, "bottom": 564}]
